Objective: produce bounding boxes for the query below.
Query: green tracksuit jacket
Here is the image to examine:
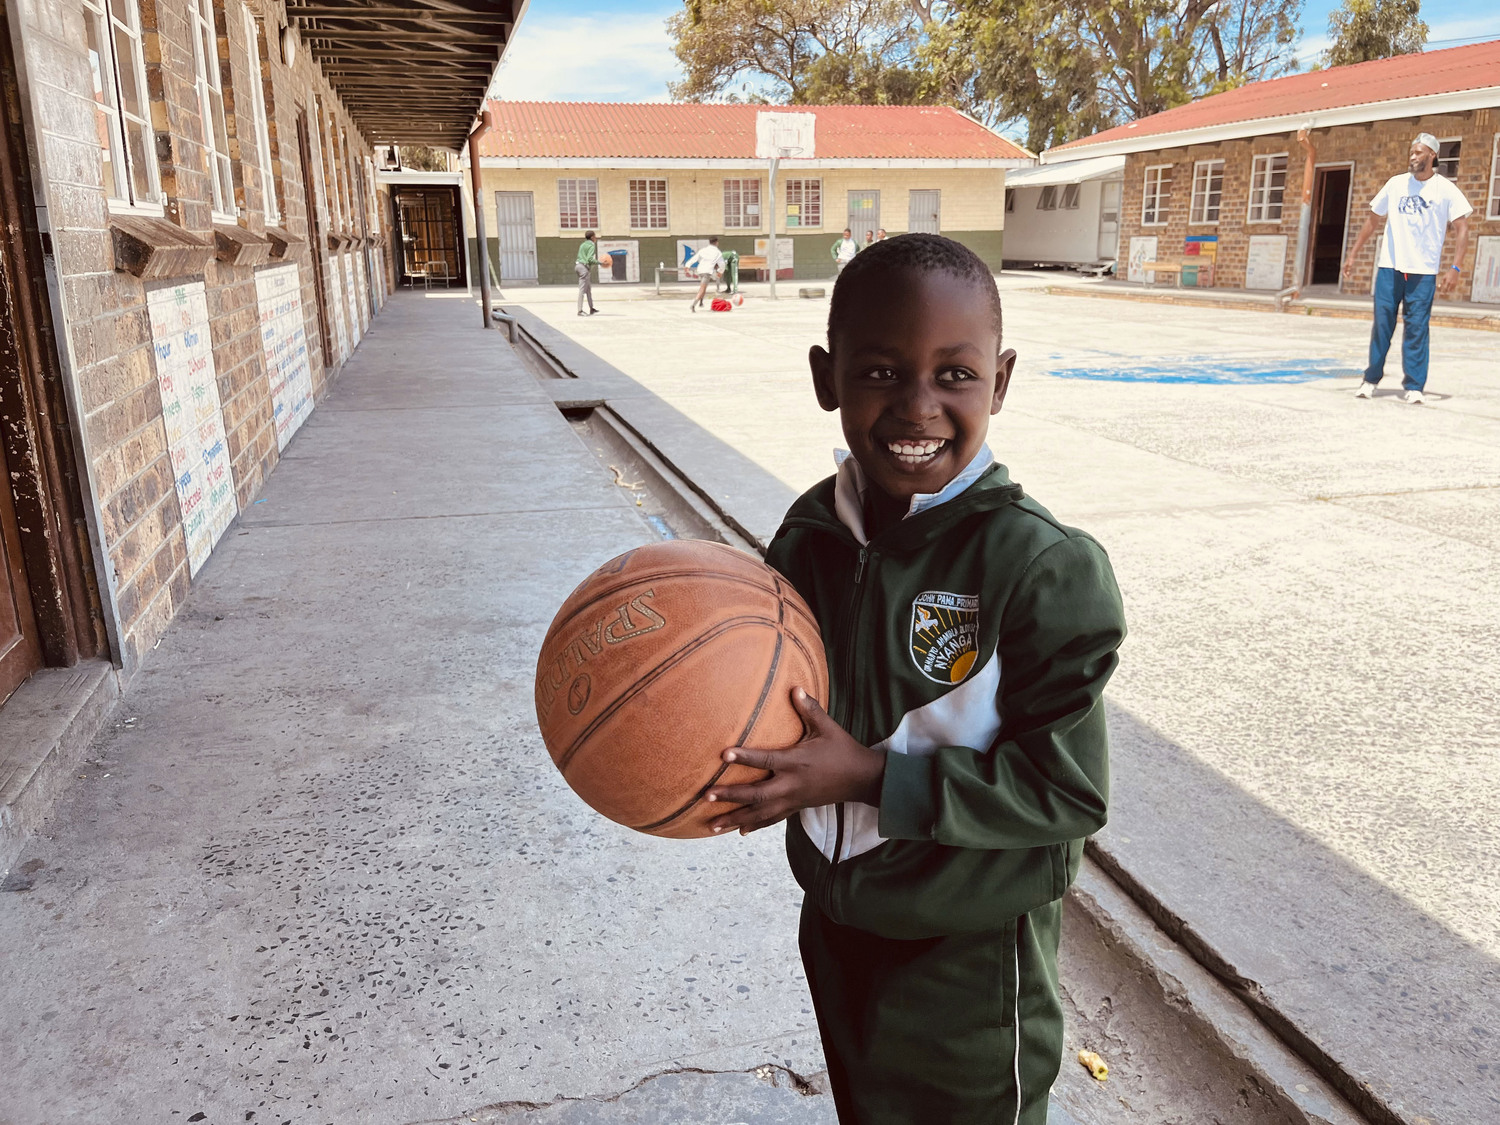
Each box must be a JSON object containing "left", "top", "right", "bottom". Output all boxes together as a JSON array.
[{"left": 764, "top": 457, "right": 1125, "bottom": 1124}]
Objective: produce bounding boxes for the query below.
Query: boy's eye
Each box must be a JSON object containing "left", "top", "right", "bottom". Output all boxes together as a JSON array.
[
  {"left": 937, "top": 367, "right": 977, "bottom": 383},
  {"left": 862, "top": 367, "right": 899, "bottom": 381}
]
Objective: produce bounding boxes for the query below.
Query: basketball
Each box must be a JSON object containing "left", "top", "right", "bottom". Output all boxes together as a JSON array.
[{"left": 534, "top": 541, "right": 828, "bottom": 838}]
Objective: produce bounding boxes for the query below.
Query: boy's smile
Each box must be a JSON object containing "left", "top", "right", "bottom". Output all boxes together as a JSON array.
[{"left": 811, "top": 269, "right": 1015, "bottom": 519}]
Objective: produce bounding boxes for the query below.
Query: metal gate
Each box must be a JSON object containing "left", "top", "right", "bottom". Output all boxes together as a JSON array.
[
  {"left": 847, "top": 190, "right": 880, "bottom": 244},
  {"left": 908, "top": 189, "right": 940, "bottom": 234},
  {"left": 494, "top": 191, "right": 538, "bottom": 283}
]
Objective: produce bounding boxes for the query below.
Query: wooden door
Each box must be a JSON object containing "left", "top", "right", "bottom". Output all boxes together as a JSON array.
[
  {"left": 296, "top": 110, "right": 333, "bottom": 367},
  {"left": 0, "top": 434, "right": 41, "bottom": 704}
]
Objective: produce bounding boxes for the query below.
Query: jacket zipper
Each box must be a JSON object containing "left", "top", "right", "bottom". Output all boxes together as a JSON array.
[{"left": 819, "top": 544, "right": 871, "bottom": 919}]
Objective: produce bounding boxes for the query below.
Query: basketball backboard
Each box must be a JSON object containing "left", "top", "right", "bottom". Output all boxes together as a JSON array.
[{"left": 755, "top": 112, "right": 816, "bottom": 159}]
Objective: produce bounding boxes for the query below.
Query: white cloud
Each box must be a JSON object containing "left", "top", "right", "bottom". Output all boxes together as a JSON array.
[{"left": 490, "top": 11, "right": 682, "bottom": 102}]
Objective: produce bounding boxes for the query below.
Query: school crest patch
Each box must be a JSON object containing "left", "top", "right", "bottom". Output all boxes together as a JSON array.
[{"left": 909, "top": 590, "right": 980, "bottom": 684}]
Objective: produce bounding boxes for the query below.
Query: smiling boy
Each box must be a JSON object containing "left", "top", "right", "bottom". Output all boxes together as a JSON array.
[{"left": 705, "top": 235, "right": 1126, "bottom": 1123}]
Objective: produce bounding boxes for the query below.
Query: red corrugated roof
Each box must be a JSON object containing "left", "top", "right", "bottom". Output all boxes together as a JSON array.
[
  {"left": 478, "top": 102, "right": 1031, "bottom": 161},
  {"left": 1055, "top": 39, "right": 1500, "bottom": 153}
]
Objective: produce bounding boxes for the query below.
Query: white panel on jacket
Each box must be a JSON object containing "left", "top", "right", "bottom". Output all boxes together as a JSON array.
[{"left": 801, "top": 649, "right": 1003, "bottom": 862}]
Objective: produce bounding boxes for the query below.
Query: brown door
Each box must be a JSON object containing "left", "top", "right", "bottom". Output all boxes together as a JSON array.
[
  {"left": 1309, "top": 167, "right": 1352, "bottom": 287},
  {"left": 0, "top": 434, "right": 42, "bottom": 703},
  {"left": 296, "top": 110, "right": 333, "bottom": 367}
]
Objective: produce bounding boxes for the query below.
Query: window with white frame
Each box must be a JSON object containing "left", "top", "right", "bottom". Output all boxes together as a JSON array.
[
  {"left": 1489, "top": 134, "right": 1500, "bottom": 220},
  {"left": 188, "top": 0, "right": 235, "bottom": 216},
  {"left": 628, "top": 178, "right": 668, "bottom": 229},
  {"left": 1037, "top": 185, "right": 1058, "bottom": 210},
  {"left": 1061, "top": 183, "right": 1081, "bottom": 209},
  {"left": 1247, "top": 153, "right": 1287, "bottom": 222},
  {"left": 1436, "top": 138, "right": 1461, "bottom": 180},
  {"left": 723, "top": 178, "right": 761, "bottom": 228},
  {"left": 1004, "top": 188, "right": 1014, "bottom": 213},
  {"left": 1190, "top": 159, "right": 1224, "bottom": 224},
  {"left": 82, "top": 0, "right": 160, "bottom": 207},
  {"left": 241, "top": 7, "right": 279, "bottom": 223},
  {"left": 1141, "top": 165, "right": 1171, "bottom": 225},
  {"left": 557, "top": 178, "right": 599, "bottom": 229},
  {"left": 785, "top": 178, "right": 821, "bottom": 227}
]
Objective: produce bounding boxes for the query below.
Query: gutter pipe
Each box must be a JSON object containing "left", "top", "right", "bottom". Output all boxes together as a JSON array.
[
  {"left": 1277, "top": 125, "right": 1317, "bottom": 310},
  {"left": 467, "top": 108, "right": 493, "bottom": 328}
]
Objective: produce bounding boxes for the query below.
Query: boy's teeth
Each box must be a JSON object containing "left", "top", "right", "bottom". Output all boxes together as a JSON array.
[{"left": 887, "top": 438, "right": 946, "bottom": 463}]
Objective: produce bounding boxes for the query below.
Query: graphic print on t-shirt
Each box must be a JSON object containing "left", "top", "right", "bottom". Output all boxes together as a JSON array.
[{"left": 910, "top": 590, "right": 980, "bottom": 684}]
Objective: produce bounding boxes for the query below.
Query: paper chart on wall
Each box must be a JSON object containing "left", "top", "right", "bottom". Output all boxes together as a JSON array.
[
  {"left": 254, "top": 263, "right": 314, "bottom": 452},
  {"left": 146, "top": 282, "right": 238, "bottom": 577},
  {"left": 329, "top": 254, "right": 349, "bottom": 363},
  {"left": 1472, "top": 237, "right": 1500, "bottom": 305},
  {"left": 341, "top": 252, "right": 363, "bottom": 345},
  {"left": 596, "top": 240, "right": 640, "bottom": 284},
  {"left": 1245, "top": 235, "right": 1288, "bottom": 290},
  {"left": 353, "top": 252, "right": 370, "bottom": 330},
  {"left": 1127, "top": 236, "right": 1157, "bottom": 283}
]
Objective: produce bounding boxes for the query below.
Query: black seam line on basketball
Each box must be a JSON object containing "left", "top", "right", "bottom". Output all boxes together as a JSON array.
[
  {"left": 555, "top": 615, "right": 781, "bottom": 773},
  {"left": 735, "top": 626, "right": 783, "bottom": 748},
  {"left": 544, "top": 569, "right": 784, "bottom": 642},
  {"left": 633, "top": 760, "right": 734, "bottom": 832}
]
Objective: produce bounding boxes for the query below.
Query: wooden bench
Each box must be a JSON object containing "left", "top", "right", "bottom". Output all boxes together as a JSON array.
[{"left": 1140, "top": 261, "right": 1183, "bottom": 287}]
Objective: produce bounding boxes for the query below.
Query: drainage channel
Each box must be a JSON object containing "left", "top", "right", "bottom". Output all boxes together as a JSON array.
[{"left": 563, "top": 405, "right": 760, "bottom": 555}]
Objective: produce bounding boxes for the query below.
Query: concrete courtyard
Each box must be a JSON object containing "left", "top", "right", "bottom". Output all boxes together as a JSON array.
[{"left": 503, "top": 276, "right": 1500, "bottom": 1125}]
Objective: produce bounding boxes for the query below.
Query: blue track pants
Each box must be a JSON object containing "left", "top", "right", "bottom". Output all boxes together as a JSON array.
[{"left": 1363, "top": 267, "right": 1435, "bottom": 392}]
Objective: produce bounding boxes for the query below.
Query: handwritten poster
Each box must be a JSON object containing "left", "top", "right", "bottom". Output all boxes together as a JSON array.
[
  {"left": 254, "top": 263, "right": 314, "bottom": 451},
  {"left": 353, "top": 251, "right": 370, "bottom": 330},
  {"left": 328, "top": 254, "right": 349, "bottom": 363},
  {"left": 146, "top": 282, "right": 238, "bottom": 576},
  {"left": 595, "top": 239, "right": 640, "bottom": 284},
  {"left": 341, "top": 251, "right": 363, "bottom": 345},
  {"left": 1127, "top": 236, "right": 1157, "bottom": 283},
  {"left": 1472, "top": 236, "right": 1500, "bottom": 305},
  {"left": 1245, "top": 234, "right": 1288, "bottom": 290}
]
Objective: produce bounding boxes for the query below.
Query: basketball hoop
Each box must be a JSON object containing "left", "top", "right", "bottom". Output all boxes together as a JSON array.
[{"left": 756, "top": 114, "right": 816, "bottom": 301}]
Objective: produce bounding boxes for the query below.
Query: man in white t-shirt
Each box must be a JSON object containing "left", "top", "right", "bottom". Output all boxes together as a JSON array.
[
  {"left": 687, "top": 237, "right": 725, "bottom": 312},
  {"left": 1344, "top": 132, "right": 1472, "bottom": 404}
]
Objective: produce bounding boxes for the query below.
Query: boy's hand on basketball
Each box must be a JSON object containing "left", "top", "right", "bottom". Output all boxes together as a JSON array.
[{"left": 705, "top": 688, "right": 885, "bottom": 835}]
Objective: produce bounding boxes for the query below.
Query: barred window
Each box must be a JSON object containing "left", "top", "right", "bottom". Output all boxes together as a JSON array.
[
  {"left": 1247, "top": 154, "right": 1287, "bottom": 222},
  {"left": 1436, "top": 139, "right": 1461, "bottom": 180},
  {"left": 1142, "top": 165, "right": 1171, "bottom": 226},
  {"left": 242, "top": 7, "right": 279, "bottom": 223},
  {"left": 1037, "top": 185, "right": 1057, "bottom": 210},
  {"left": 1190, "top": 159, "right": 1224, "bottom": 224},
  {"left": 82, "top": 0, "right": 160, "bottom": 207},
  {"left": 723, "top": 178, "right": 761, "bottom": 228},
  {"left": 1489, "top": 134, "right": 1500, "bottom": 220},
  {"left": 785, "top": 178, "right": 821, "bottom": 227},
  {"left": 628, "top": 179, "right": 667, "bottom": 229},
  {"left": 558, "top": 178, "right": 599, "bottom": 229},
  {"left": 188, "top": 0, "right": 236, "bottom": 217}
]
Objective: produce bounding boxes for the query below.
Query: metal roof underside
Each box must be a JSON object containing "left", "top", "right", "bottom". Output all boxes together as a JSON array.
[{"left": 288, "top": 0, "right": 523, "bottom": 149}]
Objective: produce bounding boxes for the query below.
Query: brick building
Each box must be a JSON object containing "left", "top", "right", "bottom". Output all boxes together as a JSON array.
[
  {"left": 464, "top": 102, "right": 1032, "bottom": 285},
  {"left": 0, "top": 0, "right": 524, "bottom": 852},
  {"left": 1045, "top": 41, "right": 1500, "bottom": 302}
]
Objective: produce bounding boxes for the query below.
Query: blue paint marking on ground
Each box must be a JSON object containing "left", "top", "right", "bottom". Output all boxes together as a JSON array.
[{"left": 1045, "top": 357, "right": 1355, "bottom": 384}]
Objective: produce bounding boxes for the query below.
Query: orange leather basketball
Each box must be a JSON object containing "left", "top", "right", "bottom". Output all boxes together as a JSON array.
[{"left": 535, "top": 540, "right": 829, "bottom": 838}]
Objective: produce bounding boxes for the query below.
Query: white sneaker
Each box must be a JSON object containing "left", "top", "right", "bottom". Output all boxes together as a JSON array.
[
  {"left": 1354, "top": 382, "right": 1374, "bottom": 399},
  {"left": 1404, "top": 389, "right": 1425, "bottom": 405}
]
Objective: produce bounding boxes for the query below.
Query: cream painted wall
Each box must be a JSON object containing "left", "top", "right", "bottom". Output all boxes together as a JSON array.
[{"left": 471, "top": 165, "right": 1007, "bottom": 238}]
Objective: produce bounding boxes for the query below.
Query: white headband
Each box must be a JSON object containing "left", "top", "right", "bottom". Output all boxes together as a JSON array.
[{"left": 1413, "top": 132, "right": 1439, "bottom": 154}]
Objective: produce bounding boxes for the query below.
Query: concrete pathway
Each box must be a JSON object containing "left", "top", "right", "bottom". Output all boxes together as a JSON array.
[
  {"left": 503, "top": 280, "right": 1500, "bottom": 1125},
  {"left": 0, "top": 293, "right": 824, "bottom": 1124}
]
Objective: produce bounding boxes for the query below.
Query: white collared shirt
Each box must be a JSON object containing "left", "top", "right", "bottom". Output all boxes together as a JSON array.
[{"left": 831, "top": 446, "right": 995, "bottom": 546}]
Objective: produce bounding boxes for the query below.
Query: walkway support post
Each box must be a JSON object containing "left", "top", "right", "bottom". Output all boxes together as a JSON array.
[
  {"left": 468, "top": 109, "right": 493, "bottom": 328},
  {"left": 1278, "top": 125, "right": 1317, "bottom": 310}
]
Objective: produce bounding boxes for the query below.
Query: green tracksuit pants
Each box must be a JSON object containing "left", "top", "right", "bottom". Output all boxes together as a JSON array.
[{"left": 799, "top": 897, "right": 1065, "bottom": 1125}]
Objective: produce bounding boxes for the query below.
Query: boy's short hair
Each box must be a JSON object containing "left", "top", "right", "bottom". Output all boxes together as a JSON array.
[
  {"left": 584, "top": 230, "right": 595, "bottom": 240},
  {"left": 828, "top": 233, "right": 1003, "bottom": 346},
  {"left": 709, "top": 236, "right": 719, "bottom": 244}
]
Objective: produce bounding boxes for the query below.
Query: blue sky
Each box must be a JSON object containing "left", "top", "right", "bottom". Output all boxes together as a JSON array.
[{"left": 490, "top": 0, "right": 1500, "bottom": 104}]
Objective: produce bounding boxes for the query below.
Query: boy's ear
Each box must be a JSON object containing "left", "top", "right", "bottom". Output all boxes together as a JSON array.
[
  {"left": 991, "top": 348, "right": 1017, "bottom": 415},
  {"left": 810, "top": 345, "right": 839, "bottom": 412}
]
